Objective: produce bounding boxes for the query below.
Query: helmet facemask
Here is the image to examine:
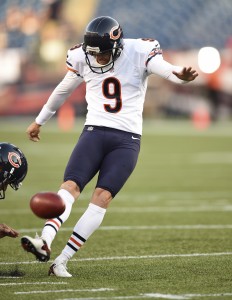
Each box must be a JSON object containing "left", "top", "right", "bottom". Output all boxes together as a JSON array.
[
  {"left": 84, "top": 42, "right": 122, "bottom": 73},
  {"left": 0, "top": 167, "right": 23, "bottom": 200}
]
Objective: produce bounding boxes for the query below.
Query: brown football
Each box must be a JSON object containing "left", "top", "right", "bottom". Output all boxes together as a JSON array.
[{"left": 30, "top": 192, "right": 65, "bottom": 219}]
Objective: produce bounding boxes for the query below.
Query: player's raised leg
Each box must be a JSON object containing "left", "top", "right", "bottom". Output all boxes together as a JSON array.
[{"left": 21, "top": 182, "right": 79, "bottom": 262}]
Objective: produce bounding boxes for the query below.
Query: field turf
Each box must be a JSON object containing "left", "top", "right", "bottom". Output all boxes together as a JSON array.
[{"left": 0, "top": 117, "right": 232, "bottom": 300}]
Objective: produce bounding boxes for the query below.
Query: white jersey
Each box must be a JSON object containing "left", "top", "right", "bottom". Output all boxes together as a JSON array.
[{"left": 36, "top": 39, "right": 186, "bottom": 135}]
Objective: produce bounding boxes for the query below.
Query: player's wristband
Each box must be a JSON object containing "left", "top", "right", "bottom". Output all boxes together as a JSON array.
[{"left": 35, "top": 105, "right": 56, "bottom": 125}]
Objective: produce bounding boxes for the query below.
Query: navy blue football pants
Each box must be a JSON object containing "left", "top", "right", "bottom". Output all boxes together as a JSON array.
[{"left": 64, "top": 126, "right": 141, "bottom": 197}]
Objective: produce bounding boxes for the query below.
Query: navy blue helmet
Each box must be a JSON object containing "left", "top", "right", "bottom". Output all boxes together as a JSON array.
[{"left": 0, "top": 142, "right": 28, "bottom": 199}]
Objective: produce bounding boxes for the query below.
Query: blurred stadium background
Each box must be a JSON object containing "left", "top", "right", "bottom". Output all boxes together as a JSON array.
[{"left": 0, "top": 0, "right": 232, "bottom": 125}]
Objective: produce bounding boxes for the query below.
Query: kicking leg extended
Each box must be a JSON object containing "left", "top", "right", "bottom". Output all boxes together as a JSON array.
[{"left": 21, "top": 181, "right": 79, "bottom": 262}]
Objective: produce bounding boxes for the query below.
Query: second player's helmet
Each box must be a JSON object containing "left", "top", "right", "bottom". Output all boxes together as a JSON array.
[
  {"left": 0, "top": 142, "right": 28, "bottom": 199},
  {"left": 83, "top": 16, "right": 123, "bottom": 73}
]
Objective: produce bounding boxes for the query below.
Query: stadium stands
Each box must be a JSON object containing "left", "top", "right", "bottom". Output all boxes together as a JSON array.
[
  {"left": 95, "top": 0, "right": 232, "bottom": 49},
  {"left": 0, "top": 0, "right": 231, "bottom": 119}
]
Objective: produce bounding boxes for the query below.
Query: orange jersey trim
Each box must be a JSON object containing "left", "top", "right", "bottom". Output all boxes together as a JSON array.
[{"left": 67, "top": 66, "right": 79, "bottom": 74}]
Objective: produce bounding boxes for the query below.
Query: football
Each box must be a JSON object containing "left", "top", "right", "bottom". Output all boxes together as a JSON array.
[{"left": 30, "top": 192, "right": 65, "bottom": 219}]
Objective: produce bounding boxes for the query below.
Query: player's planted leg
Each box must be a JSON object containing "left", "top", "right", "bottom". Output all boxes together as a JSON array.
[{"left": 49, "top": 190, "right": 109, "bottom": 277}]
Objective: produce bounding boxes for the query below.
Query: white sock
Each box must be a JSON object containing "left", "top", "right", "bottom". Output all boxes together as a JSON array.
[
  {"left": 56, "top": 203, "right": 106, "bottom": 261},
  {"left": 41, "top": 189, "right": 74, "bottom": 249}
]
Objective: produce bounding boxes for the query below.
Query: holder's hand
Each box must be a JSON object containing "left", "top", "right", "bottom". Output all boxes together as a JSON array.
[{"left": 0, "top": 223, "right": 19, "bottom": 238}]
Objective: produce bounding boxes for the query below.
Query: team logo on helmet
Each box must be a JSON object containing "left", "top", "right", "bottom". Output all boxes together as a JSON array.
[
  {"left": 110, "top": 26, "right": 121, "bottom": 40},
  {"left": 8, "top": 152, "right": 22, "bottom": 168}
]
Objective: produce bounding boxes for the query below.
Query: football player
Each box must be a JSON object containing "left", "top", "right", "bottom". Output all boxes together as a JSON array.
[
  {"left": 0, "top": 142, "right": 28, "bottom": 238},
  {"left": 21, "top": 16, "right": 198, "bottom": 276}
]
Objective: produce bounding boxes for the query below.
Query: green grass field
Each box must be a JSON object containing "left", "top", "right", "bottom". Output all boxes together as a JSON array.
[{"left": 0, "top": 117, "right": 232, "bottom": 300}]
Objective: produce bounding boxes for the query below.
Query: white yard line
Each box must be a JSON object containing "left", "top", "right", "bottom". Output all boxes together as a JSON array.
[
  {"left": 102, "top": 207, "right": 232, "bottom": 212},
  {"left": 70, "top": 252, "right": 232, "bottom": 262},
  {"left": 58, "top": 297, "right": 146, "bottom": 300},
  {"left": 18, "top": 224, "right": 232, "bottom": 234},
  {"left": 1, "top": 204, "right": 232, "bottom": 215},
  {"left": 183, "top": 293, "right": 232, "bottom": 299},
  {"left": 144, "top": 294, "right": 188, "bottom": 299},
  {"left": 56, "top": 292, "right": 232, "bottom": 300},
  {"left": 15, "top": 288, "right": 114, "bottom": 295},
  {"left": 80, "top": 191, "right": 232, "bottom": 202},
  {"left": 98, "top": 224, "right": 232, "bottom": 230},
  {"left": 0, "top": 281, "right": 67, "bottom": 286},
  {"left": 58, "top": 297, "right": 143, "bottom": 300},
  {"left": 1, "top": 251, "right": 232, "bottom": 266},
  {"left": 0, "top": 277, "right": 21, "bottom": 279}
]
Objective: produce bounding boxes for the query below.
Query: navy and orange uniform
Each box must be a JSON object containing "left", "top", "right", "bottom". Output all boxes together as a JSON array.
[{"left": 34, "top": 38, "right": 186, "bottom": 196}]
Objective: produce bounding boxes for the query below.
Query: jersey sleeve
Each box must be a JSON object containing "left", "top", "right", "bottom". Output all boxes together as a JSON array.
[
  {"left": 66, "top": 44, "right": 84, "bottom": 77},
  {"left": 133, "top": 38, "right": 163, "bottom": 71},
  {"left": 143, "top": 39, "right": 163, "bottom": 67},
  {"left": 35, "top": 71, "right": 83, "bottom": 125},
  {"left": 144, "top": 40, "right": 187, "bottom": 84},
  {"left": 36, "top": 45, "right": 86, "bottom": 125}
]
